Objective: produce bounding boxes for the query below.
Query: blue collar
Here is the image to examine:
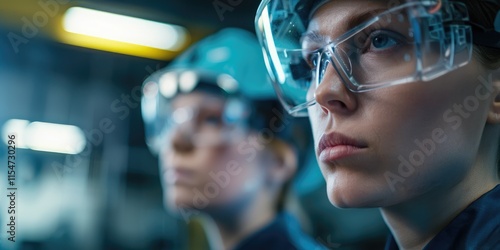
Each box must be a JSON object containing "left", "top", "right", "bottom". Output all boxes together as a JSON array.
[{"left": 385, "top": 184, "right": 500, "bottom": 250}]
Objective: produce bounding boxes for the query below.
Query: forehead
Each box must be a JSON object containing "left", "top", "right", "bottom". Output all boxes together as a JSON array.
[
  {"left": 171, "top": 91, "right": 226, "bottom": 111},
  {"left": 306, "top": 0, "right": 392, "bottom": 40}
]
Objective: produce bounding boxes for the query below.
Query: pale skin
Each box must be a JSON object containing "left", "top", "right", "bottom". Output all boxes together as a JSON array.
[
  {"left": 159, "top": 92, "right": 295, "bottom": 250},
  {"left": 305, "top": 1, "right": 500, "bottom": 249}
]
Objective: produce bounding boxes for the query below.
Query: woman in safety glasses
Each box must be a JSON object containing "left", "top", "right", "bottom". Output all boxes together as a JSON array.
[
  {"left": 255, "top": 0, "right": 500, "bottom": 249},
  {"left": 141, "top": 28, "right": 327, "bottom": 250}
]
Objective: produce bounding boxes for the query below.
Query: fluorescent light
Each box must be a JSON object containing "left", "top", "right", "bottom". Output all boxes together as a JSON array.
[
  {"left": 62, "top": 7, "right": 188, "bottom": 51},
  {"left": 26, "top": 122, "right": 86, "bottom": 155},
  {"left": 2, "top": 119, "right": 29, "bottom": 148},
  {"left": 2, "top": 120, "right": 87, "bottom": 155}
]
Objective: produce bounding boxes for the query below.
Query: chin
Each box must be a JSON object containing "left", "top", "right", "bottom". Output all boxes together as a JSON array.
[
  {"left": 325, "top": 173, "right": 394, "bottom": 208},
  {"left": 163, "top": 188, "right": 197, "bottom": 211}
]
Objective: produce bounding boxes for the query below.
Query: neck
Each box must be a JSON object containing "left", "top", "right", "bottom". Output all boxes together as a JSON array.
[
  {"left": 217, "top": 208, "right": 275, "bottom": 250},
  {"left": 204, "top": 196, "right": 276, "bottom": 250},
  {"left": 381, "top": 161, "right": 499, "bottom": 250}
]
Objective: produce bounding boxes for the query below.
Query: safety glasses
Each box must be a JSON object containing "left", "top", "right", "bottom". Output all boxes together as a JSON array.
[
  {"left": 255, "top": 0, "right": 472, "bottom": 116},
  {"left": 141, "top": 69, "right": 250, "bottom": 153}
]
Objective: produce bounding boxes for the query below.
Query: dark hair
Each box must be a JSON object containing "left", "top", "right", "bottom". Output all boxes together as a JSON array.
[
  {"left": 460, "top": 0, "right": 500, "bottom": 69},
  {"left": 460, "top": 0, "right": 500, "bottom": 175}
]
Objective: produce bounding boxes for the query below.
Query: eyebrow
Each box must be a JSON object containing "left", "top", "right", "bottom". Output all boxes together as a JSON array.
[
  {"left": 301, "top": 30, "right": 326, "bottom": 45},
  {"left": 302, "top": 8, "right": 387, "bottom": 44}
]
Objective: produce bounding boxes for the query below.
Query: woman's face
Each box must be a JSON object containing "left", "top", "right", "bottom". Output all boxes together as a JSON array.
[
  {"left": 159, "top": 92, "right": 265, "bottom": 212},
  {"left": 307, "top": 0, "right": 493, "bottom": 208}
]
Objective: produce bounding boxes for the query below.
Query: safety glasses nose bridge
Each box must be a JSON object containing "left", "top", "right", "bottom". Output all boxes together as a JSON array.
[{"left": 315, "top": 45, "right": 350, "bottom": 91}]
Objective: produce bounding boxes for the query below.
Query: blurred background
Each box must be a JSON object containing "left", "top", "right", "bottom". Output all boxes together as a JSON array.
[{"left": 0, "top": 0, "right": 388, "bottom": 249}]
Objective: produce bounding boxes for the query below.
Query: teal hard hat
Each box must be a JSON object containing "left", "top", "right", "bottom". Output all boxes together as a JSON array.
[
  {"left": 164, "top": 28, "right": 277, "bottom": 99},
  {"left": 141, "top": 28, "right": 317, "bottom": 196},
  {"left": 141, "top": 28, "right": 308, "bottom": 155}
]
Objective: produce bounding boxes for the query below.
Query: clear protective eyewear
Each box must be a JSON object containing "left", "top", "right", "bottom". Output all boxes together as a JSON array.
[
  {"left": 255, "top": 0, "right": 473, "bottom": 117},
  {"left": 141, "top": 70, "right": 250, "bottom": 154}
]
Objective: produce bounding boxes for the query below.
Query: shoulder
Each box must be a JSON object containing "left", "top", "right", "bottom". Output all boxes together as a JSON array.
[
  {"left": 426, "top": 185, "right": 500, "bottom": 249},
  {"left": 463, "top": 185, "right": 500, "bottom": 249}
]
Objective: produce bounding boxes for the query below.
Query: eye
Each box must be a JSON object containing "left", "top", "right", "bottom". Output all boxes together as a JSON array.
[
  {"left": 200, "top": 113, "right": 223, "bottom": 127},
  {"left": 371, "top": 34, "right": 398, "bottom": 50},
  {"left": 365, "top": 30, "right": 403, "bottom": 52}
]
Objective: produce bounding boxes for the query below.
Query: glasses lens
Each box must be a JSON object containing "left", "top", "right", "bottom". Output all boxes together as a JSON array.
[
  {"left": 142, "top": 69, "right": 257, "bottom": 152},
  {"left": 257, "top": 1, "right": 472, "bottom": 116},
  {"left": 151, "top": 93, "right": 248, "bottom": 151},
  {"left": 327, "top": 7, "right": 418, "bottom": 91},
  {"left": 256, "top": 3, "right": 317, "bottom": 116},
  {"left": 277, "top": 48, "right": 316, "bottom": 109}
]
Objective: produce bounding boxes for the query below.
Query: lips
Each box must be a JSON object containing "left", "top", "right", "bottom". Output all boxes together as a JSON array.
[
  {"left": 163, "top": 167, "right": 196, "bottom": 186},
  {"left": 317, "top": 132, "right": 368, "bottom": 162}
]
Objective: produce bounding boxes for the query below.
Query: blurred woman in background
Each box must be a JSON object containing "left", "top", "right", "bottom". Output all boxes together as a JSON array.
[{"left": 141, "top": 28, "right": 326, "bottom": 250}]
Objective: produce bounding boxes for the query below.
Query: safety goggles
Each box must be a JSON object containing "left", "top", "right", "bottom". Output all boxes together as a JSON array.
[
  {"left": 141, "top": 69, "right": 251, "bottom": 154},
  {"left": 255, "top": 0, "right": 473, "bottom": 116}
]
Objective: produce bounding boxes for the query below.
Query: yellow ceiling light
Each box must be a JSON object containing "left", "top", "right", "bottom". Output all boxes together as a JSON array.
[{"left": 58, "top": 7, "right": 190, "bottom": 60}]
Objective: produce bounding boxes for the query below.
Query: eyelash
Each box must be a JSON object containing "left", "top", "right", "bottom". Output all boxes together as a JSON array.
[
  {"left": 359, "top": 29, "right": 405, "bottom": 53},
  {"left": 303, "top": 29, "right": 405, "bottom": 58}
]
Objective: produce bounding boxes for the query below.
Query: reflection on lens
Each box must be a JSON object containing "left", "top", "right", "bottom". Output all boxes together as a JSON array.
[{"left": 172, "top": 107, "right": 193, "bottom": 125}]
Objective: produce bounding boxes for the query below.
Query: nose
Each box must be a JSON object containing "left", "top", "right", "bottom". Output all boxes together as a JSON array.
[
  {"left": 314, "top": 56, "right": 357, "bottom": 116},
  {"left": 170, "top": 125, "right": 195, "bottom": 153}
]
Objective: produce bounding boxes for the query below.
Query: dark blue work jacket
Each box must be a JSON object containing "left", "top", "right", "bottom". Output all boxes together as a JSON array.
[
  {"left": 233, "top": 212, "right": 327, "bottom": 250},
  {"left": 385, "top": 185, "right": 500, "bottom": 250}
]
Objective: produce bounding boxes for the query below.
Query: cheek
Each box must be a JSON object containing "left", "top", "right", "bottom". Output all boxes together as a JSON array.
[
  {"left": 367, "top": 68, "right": 491, "bottom": 196},
  {"left": 162, "top": 147, "right": 233, "bottom": 209},
  {"left": 309, "top": 63, "right": 492, "bottom": 207},
  {"left": 199, "top": 147, "right": 265, "bottom": 206},
  {"left": 221, "top": 150, "right": 266, "bottom": 197},
  {"left": 308, "top": 106, "right": 327, "bottom": 150}
]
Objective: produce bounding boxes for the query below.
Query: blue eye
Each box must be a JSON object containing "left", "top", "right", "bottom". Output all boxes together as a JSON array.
[{"left": 368, "top": 32, "right": 401, "bottom": 51}]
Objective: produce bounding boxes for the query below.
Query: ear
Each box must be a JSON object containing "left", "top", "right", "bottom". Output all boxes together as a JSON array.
[
  {"left": 265, "top": 139, "right": 298, "bottom": 186},
  {"left": 487, "top": 70, "right": 500, "bottom": 124}
]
